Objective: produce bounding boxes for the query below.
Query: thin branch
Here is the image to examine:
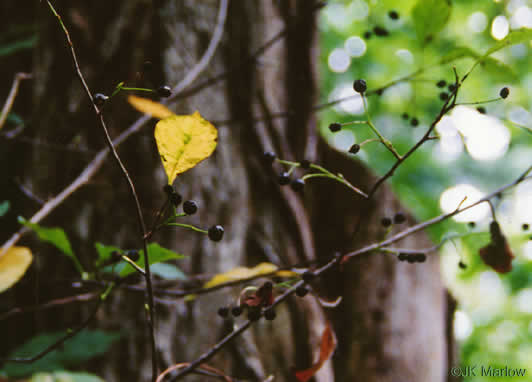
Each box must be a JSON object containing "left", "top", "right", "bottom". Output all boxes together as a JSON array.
[
  {"left": 344, "top": 166, "right": 532, "bottom": 261},
  {"left": 168, "top": 166, "right": 532, "bottom": 380},
  {"left": 44, "top": 1, "right": 158, "bottom": 379},
  {"left": 167, "top": 0, "right": 228, "bottom": 98},
  {"left": 168, "top": 256, "right": 341, "bottom": 381},
  {"left": 0, "top": 292, "right": 99, "bottom": 321},
  {"left": 0, "top": 72, "right": 32, "bottom": 130}
]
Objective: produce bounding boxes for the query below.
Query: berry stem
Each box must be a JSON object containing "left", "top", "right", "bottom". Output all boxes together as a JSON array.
[
  {"left": 456, "top": 98, "right": 501, "bottom": 106},
  {"left": 302, "top": 164, "right": 368, "bottom": 198},
  {"left": 165, "top": 222, "right": 208, "bottom": 234},
  {"left": 120, "top": 255, "right": 146, "bottom": 276},
  {"left": 361, "top": 95, "right": 402, "bottom": 160}
]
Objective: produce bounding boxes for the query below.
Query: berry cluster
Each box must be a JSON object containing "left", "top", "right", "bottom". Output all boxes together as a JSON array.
[
  {"left": 263, "top": 151, "right": 308, "bottom": 193},
  {"left": 397, "top": 252, "right": 426, "bottom": 263},
  {"left": 163, "top": 185, "right": 224, "bottom": 242},
  {"left": 218, "top": 281, "right": 278, "bottom": 321}
]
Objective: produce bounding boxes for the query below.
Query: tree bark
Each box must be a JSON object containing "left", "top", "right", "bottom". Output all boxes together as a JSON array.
[{"left": 1, "top": 1, "right": 448, "bottom": 381}]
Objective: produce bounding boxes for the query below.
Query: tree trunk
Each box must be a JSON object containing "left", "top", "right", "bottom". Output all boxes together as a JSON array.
[{"left": 1, "top": 1, "right": 448, "bottom": 381}]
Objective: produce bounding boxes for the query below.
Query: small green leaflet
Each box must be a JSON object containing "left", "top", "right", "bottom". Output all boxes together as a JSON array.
[
  {"left": 119, "top": 242, "right": 184, "bottom": 277},
  {"left": 18, "top": 216, "right": 83, "bottom": 274},
  {"left": 0, "top": 200, "right": 10, "bottom": 217}
]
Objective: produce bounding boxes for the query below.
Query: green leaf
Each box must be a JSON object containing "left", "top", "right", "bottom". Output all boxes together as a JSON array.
[
  {"left": 7, "top": 112, "right": 24, "bottom": 125},
  {"left": 18, "top": 217, "right": 83, "bottom": 274},
  {"left": 0, "top": 35, "right": 37, "bottom": 56},
  {"left": 119, "top": 243, "right": 184, "bottom": 277},
  {"left": 2, "top": 330, "right": 120, "bottom": 377},
  {"left": 482, "top": 28, "right": 532, "bottom": 58},
  {"left": 412, "top": 0, "right": 451, "bottom": 44},
  {"left": 31, "top": 371, "right": 106, "bottom": 382},
  {"left": 94, "top": 242, "right": 122, "bottom": 268},
  {"left": 150, "top": 262, "right": 187, "bottom": 280},
  {"left": 0, "top": 200, "right": 10, "bottom": 217}
]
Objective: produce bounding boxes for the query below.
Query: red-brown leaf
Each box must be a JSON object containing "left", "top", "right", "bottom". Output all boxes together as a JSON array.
[
  {"left": 294, "top": 323, "right": 336, "bottom": 382},
  {"left": 479, "top": 222, "right": 514, "bottom": 274},
  {"left": 479, "top": 240, "right": 514, "bottom": 274}
]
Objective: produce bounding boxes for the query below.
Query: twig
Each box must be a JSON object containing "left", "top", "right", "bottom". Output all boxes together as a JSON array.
[
  {"left": 44, "top": 1, "right": 158, "bottom": 379},
  {"left": 0, "top": 292, "right": 99, "bottom": 321},
  {"left": 0, "top": 72, "right": 32, "bottom": 130},
  {"left": 167, "top": 0, "right": 228, "bottom": 98},
  {"left": 167, "top": 166, "right": 532, "bottom": 380},
  {"left": 168, "top": 256, "right": 341, "bottom": 381}
]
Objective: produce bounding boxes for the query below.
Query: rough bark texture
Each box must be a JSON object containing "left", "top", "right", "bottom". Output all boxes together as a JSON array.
[{"left": 1, "top": 1, "right": 447, "bottom": 381}]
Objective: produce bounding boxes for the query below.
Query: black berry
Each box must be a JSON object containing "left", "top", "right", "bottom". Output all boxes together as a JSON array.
[
  {"left": 127, "top": 249, "right": 140, "bottom": 262},
  {"left": 363, "top": 31, "right": 372, "bottom": 39},
  {"left": 353, "top": 79, "right": 367, "bottom": 93},
  {"left": 94, "top": 93, "right": 108, "bottom": 107},
  {"left": 376, "top": 89, "right": 384, "bottom": 96},
  {"left": 448, "top": 84, "right": 457, "bottom": 92},
  {"left": 468, "top": 221, "right": 476, "bottom": 228},
  {"left": 381, "top": 217, "right": 392, "bottom": 227},
  {"left": 183, "top": 200, "right": 198, "bottom": 215},
  {"left": 436, "top": 80, "right": 446, "bottom": 88},
  {"left": 302, "top": 271, "right": 315, "bottom": 284},
  {"left": 157, "top": 85, "right": 172, "bottom": 98},
  {"left": 440, "top": 92, "right": 449, "bottom": 101},
  {"left": 329, "top": 123, "right": 342, "bottom": 132},
  {"left": 218, "top": 307, "right": 229, "bottom": 318},
  {"left": 163, "top": 185, "right": 174, "bottom": 195},
  {"left": 406, "top": 255, "right": 416, "bottom": 264},
  {"left": 300, "top": 159, "right": 311, "bottom": 169},
  {"left": 278, "top": 172, "right": 291, "bottom": 185},
  {"left": 349, "top": 144, "right": 360, "bottom": 154},
  {"left": 231, "top": 306, "right": 243, "bottom": 317},
  {"left": 401, "top": 112, "right": 409, "bottom": 120},
  {"left": 410, "top": 117, "right": 419, "bottom": 127},
  {"left": 110, "top": 250, "right": 122, "bottom": 262},
  {"left": 143, "top": 60, "right": 153, "bottom": 72},
  {"left": 499, "top": 87, "right": 510, "bottom": 99},
  {"left": 388, "top": 10, "right": 399, "bottom": 20},
  {"left": 169, "top": 191, "right": 183, "bottom": 207},
  {"left": 393, "top": 212, "right": 406, "bottom": 224},
  {"left": 458, "top": 261, "right": 467, "bottom": 269},
  {"left": 398, "top": 253, "right": 408, "bottom": 262},
  {"left": 477, "top": 107, "right": 486, "bottom": 114},
  {"left": 373, "top": 26, "right": 389, "bottom": 37},
  {"left": 247, "top": 308, "right": 261, "bottom": 321},
  {"left": 290, "top": 178, "right": 305, "bottom": 193},
  {"left": 264, "top": 309, "right": 276, "bottom": 321},
  {"left": 263, "top": 151, "right": 276, "bottom": 164},
  {"left": 414, "top": 253, "right": 427, "bottom": 263},
  {"left": 295, "top": 286, "right": 309, "bottom": 297},
  {"left": 208, "top": 225, "right": 224, "bottom": 242},
  {"left": 522, "top": 223, "right": 530, "bottom": 231}
]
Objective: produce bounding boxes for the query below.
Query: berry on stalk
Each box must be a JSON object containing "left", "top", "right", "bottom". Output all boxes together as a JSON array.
[
  {"left": 208, "top": 225, "right": 224, "bottom": 241},
  {"left": 353, "top": 79, "right": 367, "bottom": 93},
  {"left": 183, "top": 200, "right": 198, "bottom": 215},
  {"left": 157, "top": 85, "right": 172, "bottom": 98}
]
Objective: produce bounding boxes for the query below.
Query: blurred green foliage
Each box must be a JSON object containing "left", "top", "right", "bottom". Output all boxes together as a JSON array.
[
  {"left": 319, "top": 0, "right": 532, "bottom": 380},
  {"left": 1, "top": 329, "right": 120, "bottom": 378}
]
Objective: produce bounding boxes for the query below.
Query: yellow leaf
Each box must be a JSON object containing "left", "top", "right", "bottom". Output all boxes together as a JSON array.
[
  {"left": 155, "top": 112, "right": 218, "bottom": 184},
  {"left": 204, "top": 262, "right": 294, "bottom": 289},
  {"left": 0, "top": 246, "right": 33, "bottom": 293},
  {"left": 128, "top": 95, "right": 174, "bottom": 119}
]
